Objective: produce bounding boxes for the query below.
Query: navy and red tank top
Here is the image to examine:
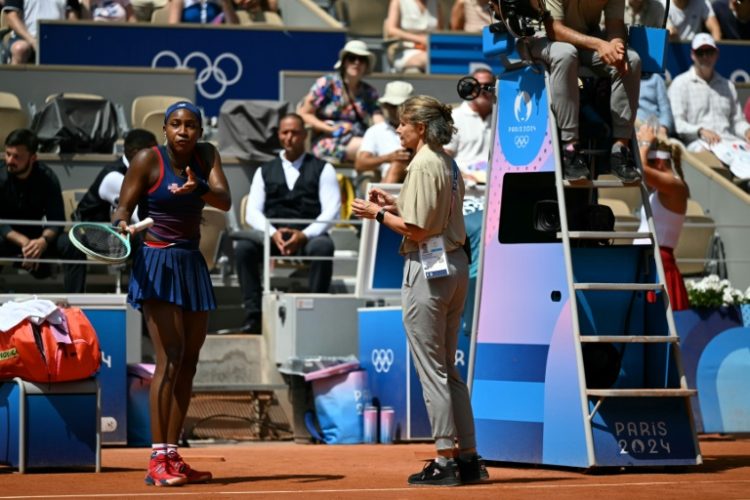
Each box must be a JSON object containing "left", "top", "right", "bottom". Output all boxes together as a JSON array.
[{"left": 139, "top": 145, "right": 209, "bottom": 243}]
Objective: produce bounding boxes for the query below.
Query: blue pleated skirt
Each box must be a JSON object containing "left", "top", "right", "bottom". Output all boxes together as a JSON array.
[{"left": 127, "top": 240, "right": 216, "bottom": 312}]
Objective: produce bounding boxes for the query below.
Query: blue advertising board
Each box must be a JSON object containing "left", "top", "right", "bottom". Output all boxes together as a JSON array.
[
  {"left": 38, "top": 22, "right": 347, "bottom": 117},
  {"left": 358, "top": 307, "right": 471, "bottom": 441},
  {"left": 86, "top": 308, "right": 127, "bottom": 445}
]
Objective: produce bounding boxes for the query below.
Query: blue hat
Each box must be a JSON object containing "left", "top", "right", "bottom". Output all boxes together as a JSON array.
[{"left": 164, "top": 101, "right": 202, "bottom": 127}]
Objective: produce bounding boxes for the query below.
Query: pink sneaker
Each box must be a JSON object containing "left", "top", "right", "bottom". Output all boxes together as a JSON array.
[
  {"left": 168, "top": 450, "right": 213, "bottom": 483},
  {"left": 144, "top": 452, "right": 187, "bottom": 486}
]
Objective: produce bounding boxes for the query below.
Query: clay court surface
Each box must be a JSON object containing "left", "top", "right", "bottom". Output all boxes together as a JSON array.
[{"left": 1, "top": 436, "right": 749, "bottom": 499}]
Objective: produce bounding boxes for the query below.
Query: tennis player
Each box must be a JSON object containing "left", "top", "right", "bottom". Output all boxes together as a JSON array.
[{"left": 112, "top": 101, "right": 231, "bottom": 487}]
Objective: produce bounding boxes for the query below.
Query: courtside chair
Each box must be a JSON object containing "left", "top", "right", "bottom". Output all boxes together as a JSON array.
[
  {"left": 0, "top": 92, "right": 28, "bottom": 150},
  {"left": 131, "top": 95, "right": 188, "bottom": 133},
  {"left": 335, "top": 0, "right": 389, "bottom": 37},
  {"left": 61, "top": 189, "right": 87, "bottom": 225},
  {"left": 44, "top": 93, "right": 104, "bottom": 104},
  {"left": 141, "top": 111, "right": 168, "bottom": 143},
  {"left": 150, "top": 4, "right": 170, "bottom": 24},
  {"left": 200, "top": 206, "right": 228, "bottom": 271},
  {"left": 599, "top": 197, "right": 640, "bottom": 245},
  {"left": 675, "top": 214, "right": 717, "bottom": 277},
  {"left": 597, "top": 173, "right": 642, "bottom": 215},
  {"left": 686, "top": 198, "right": 706, "bottom": 216}
]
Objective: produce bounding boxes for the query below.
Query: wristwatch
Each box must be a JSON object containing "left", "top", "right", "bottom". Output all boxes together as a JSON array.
[{"left": 376, "top": 208, "right": 387, "bottom": 223}]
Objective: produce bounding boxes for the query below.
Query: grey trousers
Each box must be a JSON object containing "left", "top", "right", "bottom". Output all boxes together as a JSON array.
[
  {"left": 528, "top": 38, "right": 642, "bottom": 142},
  {"left": 401, "top": 248, "right": 475, "bottom": 451}
]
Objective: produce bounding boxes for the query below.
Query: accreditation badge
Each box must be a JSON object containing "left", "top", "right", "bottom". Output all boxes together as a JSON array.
[{"left": 419, "top": 235, "right": 450, "bottom": 280}]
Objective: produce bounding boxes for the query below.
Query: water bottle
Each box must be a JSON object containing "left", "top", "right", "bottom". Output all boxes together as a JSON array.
[{"left": 647, "top": 115, "right": 660, "bottom": 135}]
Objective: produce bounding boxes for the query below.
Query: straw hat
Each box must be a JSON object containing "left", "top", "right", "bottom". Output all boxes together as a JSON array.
[
  {"left": 334, "top": 40, "right": 376, "bottom": 74},
  {"left": 378, "top": 81, "right": 414, "bottom": 106}
]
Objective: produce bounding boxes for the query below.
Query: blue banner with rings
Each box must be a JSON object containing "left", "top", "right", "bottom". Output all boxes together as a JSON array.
[{"left": 38, "top": 21, "right": 347, "bottom": 117}]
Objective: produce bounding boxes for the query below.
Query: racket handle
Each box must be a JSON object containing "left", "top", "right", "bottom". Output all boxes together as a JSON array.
[{"left": 130, "top": 217, "right": 154, "bottom": 233}]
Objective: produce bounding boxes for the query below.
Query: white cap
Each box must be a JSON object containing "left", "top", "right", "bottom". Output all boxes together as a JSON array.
[
  {"left": 334, "top": 40, "right": 376, "bottom": 74},
  {"left": 691, "top": 33, "right": 717, "bottom": 51},
  {"left": 378, "top": 81, "right": 414, "bottom": 106}
]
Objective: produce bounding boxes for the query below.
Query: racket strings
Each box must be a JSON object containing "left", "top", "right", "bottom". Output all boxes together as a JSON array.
[{"left": 72, "top": 226, "right": 129, "bottom": 259}]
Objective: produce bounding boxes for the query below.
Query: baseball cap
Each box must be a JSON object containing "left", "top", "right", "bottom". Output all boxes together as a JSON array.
[
  {"left": 378, "top": 81, "right": 414, "bottom": 106},
  {"left": 691, "top": 33, "right": 717, "bottom": 51}
]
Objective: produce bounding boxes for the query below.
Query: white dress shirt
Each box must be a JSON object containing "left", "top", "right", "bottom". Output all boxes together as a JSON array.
[
  {"left": 668, "top": 66, "right": 750, "bottom": 146},
  {"left": 245, "top": 151, "right": 341, "bottom": 239}
]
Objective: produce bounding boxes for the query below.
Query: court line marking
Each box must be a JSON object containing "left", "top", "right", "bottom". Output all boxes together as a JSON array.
[{"left": 1, "top": 479, "right": 750, "bottom": 498}]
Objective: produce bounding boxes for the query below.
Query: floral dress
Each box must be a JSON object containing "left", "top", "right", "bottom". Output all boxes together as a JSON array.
[{"left": 308, "top": 74, "right": 381, "bottom": 161}]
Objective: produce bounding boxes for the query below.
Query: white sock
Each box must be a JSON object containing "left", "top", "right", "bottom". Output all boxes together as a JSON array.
[
  {"left": 151, "top": 444, "right": 167, "bottom": 456},
  {"left": 167, "top": 444, "right": 178, "bottom": 455}
]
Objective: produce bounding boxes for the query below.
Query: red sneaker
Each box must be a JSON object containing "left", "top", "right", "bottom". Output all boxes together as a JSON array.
[
  {"left": 168, "top": 450, "right": 213, "bottom": 483},
  {"left": 144, "top": 452, "right": 187, "bottom": 487}
]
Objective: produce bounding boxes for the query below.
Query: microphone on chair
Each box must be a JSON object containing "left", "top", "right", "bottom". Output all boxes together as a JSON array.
[{"left": 457, "top": 76, "right": 495, "bottom": 101}]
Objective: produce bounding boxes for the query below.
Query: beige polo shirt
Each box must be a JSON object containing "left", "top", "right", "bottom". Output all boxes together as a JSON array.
[
  {"left": 397, "top": 145, "right": 466, "bottom": 255},
  {"left": 547, "top": 0, "right": 625, "bottom": 34}
]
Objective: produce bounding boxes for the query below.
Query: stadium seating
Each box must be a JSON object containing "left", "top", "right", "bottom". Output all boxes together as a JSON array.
[
  {"left": 131, "top": 95, "right": 187, "bottom": 135},
  {"left": 0, "top": 92, "right": 28, "bottom": 149},
  {"left": 200, "top": 206, "right": 228, "bottom": 271}
]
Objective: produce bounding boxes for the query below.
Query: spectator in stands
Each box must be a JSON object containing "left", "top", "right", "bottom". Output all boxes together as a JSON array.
[
  {"left": 0, "top": 129, "right": 86, "bottom": 293},
  {"left": 528, "top": 0, "right": 642, "bottom": 183},
  {"left": 450, "top": 0, "right": 492, "bottom": 32},
  {"left": 73, "top": 129, "right": 157, "bottom": 223},
  {"left": 168, "top": 0, "right": 239, "bottom": 24},
  {"left": 356, "top": 81, "right": 415, "bottom": 183},
  {"left": 667, "top": 0, "right": 722, "bottom": 41},
  {"left": 2, "top": 0, "right": 80, "bottom": 65},
  {"left": 668, "top": 33, "right": 750, "bottom": 152},
  {"left": 81, "top": 0, "right": 136, "bottom": 21},
  {"left": 385, "top": 0, "right": 443, "bottom": 73},
  {"left": 635, "top": 123, "right": 690, "bottom": 310},
  {"left": 298, "top": 40, "right": 383, "bottom": 163},
  {"left": 130, "top": 0, "right": 165, "bottom": 21},
  {"left": 625, "top": 0, "right": 666, "bottom": 27},
  {"left": 712, "top": 0, "right": 750, "bottom": 39},
  {"left": 637, "top": 72, "right": 674, "bottom": 138},
  {"left": 234, "top": 114, "right": 341, "bottom": 334},
  {"left": 445, "top": 67, "right": 494, "bottom": 183}
]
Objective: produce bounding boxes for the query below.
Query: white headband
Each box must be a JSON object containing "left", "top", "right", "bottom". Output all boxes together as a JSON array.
[{"left": 647, "top": 150, "right": 671, "bottom": 160}]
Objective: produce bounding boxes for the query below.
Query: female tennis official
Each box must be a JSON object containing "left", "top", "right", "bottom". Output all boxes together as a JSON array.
[
  {"left": 112, "top": 101, "right": 231, "bottom": 487},
  {"left": 351, "top": 95, "right": 487, "bottom": 486}
]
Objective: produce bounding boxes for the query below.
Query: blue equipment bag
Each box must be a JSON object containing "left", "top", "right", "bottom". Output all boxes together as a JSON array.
[{"left": 308, "top": 369, "right": 369, "bottom": 444}]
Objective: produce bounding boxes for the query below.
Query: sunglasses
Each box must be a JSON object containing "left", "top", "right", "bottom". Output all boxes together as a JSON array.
[
  {"left": 344, "top": 54, "right": 369, "bottom": 64},
  {"left": 694, "top": 48, "right": 717, "bottom": 57}
]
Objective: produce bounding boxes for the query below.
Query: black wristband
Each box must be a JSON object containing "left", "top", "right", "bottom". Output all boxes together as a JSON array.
[
  {"left": 376, "top": 208, "right": 387, "bottom": 223},
  {"left": 194, "top": 179, "right": 210, "bottom": 197}
]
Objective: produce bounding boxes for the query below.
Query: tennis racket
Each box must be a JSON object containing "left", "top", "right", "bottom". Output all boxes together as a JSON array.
[{"left": 69, "top": 218, "right": 154, "bottom": 263}]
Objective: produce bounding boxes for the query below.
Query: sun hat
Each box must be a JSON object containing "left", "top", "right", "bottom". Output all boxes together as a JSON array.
[
  {"left": 378, "top": 81, "right": 414, "bottom": 106},
  {"left": 691, "top": 33, "right": 717, "bottom": 51},
  {"left": 334, "top": 40, "right": 376, "bottom": 73}
]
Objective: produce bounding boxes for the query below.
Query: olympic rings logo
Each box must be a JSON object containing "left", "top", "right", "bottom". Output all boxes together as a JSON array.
[
  {"left": 514, "top": 135, "right": 530, "bottom": 148},
  {"left": 371, "top": 349, "right": 395, "bottom": 373},
  {"left": 151, "top": 50, "right": 243, "bottom": 100}
]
